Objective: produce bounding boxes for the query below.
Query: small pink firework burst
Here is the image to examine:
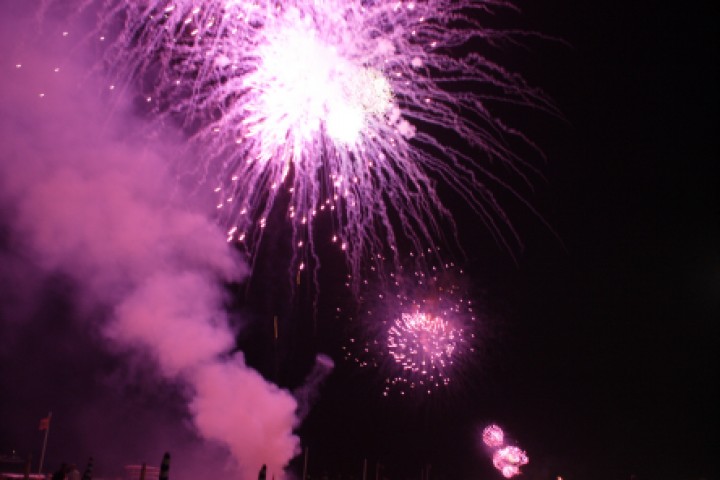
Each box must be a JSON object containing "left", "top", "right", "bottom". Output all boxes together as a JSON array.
[
  {"left": 387, "top": 310, "right": 460, "bottom": 384},
  {"left": 343, "top": 259, "right": 480, "bottom": 397},
  {"left": 480, "top": 423, "right": 530, "bottom": 477},
  {"left": 482, "top": 424, "right": 505, "bottom": 448},
  {"left": 492, "top": 446, "right": 529, "bottom": 478}
]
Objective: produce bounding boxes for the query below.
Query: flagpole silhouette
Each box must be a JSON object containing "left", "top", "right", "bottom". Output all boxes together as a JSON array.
[{"left": 38, "top": 412, "right": 52, "bottom": 474}]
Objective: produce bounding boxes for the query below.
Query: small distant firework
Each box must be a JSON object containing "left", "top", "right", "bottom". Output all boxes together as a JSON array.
[
  {"left": 79, "top": 0, "right": 551, "bottom": 288},
  {"left": 481, "top": 424, "right": 529, "bottom": 478},
  {"left": 386, "top": 308, "right": 462, "bottom": 390},
  {"left": 387, "top": 310, "right": 459, "bottom": 377},
  {"left": 493, "top": 446, "right": 529, "bottom": 479},
  {"left": 482, "top": 423, "right": 505, "bottom": 448},
  {"left": 344, "top": 260, "right": 479, "bottom": 396}
]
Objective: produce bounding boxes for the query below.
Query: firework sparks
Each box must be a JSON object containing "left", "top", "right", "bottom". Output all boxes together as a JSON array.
[
  {"left": 482, "top": 424, "right": 505, "bottom": 448},
  {"left": 481, "top": 424, "right": 529, "bottom": 478},
  {"left": 381, "top": 292, "right": 476, "bottom": 396},
  {"left": 493, "top": 446, "right": 529, "bottom": 478},
  {"left": 387, "top": 310, "right": 461, "bottom": 385},
  {"left": 344, "top": 260, "right": 479, "bottom": 396},
  {"left": 83, "top": 0, "right": 550, "bottom": 287}
]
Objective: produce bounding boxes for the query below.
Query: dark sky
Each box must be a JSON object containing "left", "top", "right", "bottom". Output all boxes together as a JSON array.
[
  {"left": 513, "top": 3, "right": 718, "bottom": 478},
  {"left": 293, "top": 2, "right": 719, "bottom": 480},
  {"left": 1, "top": 1, "right": 718, "bottom": 480}
]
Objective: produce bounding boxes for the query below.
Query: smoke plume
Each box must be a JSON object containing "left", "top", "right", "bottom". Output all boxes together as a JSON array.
[
  {"left": 293, "top": 354, "right": 335, "bottom": 423},
  {"left": 0, "top": 7, "right": 299, "bottom": 479}
]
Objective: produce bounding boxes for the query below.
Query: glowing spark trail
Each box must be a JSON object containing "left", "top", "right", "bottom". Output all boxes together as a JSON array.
[{"left": 85, "top": 0, "right": 551, "bottom": 286}]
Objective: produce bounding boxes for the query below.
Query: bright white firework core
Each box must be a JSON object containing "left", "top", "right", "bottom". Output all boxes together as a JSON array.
[{"left": 247, "top": 14, "right": 392, "bottom": 147}]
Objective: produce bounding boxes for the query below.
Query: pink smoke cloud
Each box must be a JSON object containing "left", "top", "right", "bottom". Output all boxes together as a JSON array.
[{"left": 0, "top": 8, "right": 300, "bottom": 479}]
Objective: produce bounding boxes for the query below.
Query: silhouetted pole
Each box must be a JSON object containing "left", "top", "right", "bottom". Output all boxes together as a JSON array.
[
  {"left": 362, "top": 459, "right": 367, "bottom": 480},
  {"left": 38, "top": 412, "right": 52, "bottom": 474},
  {"left": 302, "top": 447, "right": 309, "bottom": 480},
  {"left": 273, "top": 315, "right": 280, "bottom": 381},
  {"left": 421, "top": 464, "right": 430, "bottom": 480},
  {"left": 159, "top": 452, "right": 171, "bottom": 480},
  {"left": 258, "top": 464, "right": 267, "bottom": 480},
  {"left": 140, "top": 463, "right": 147, "bottom": 480}
]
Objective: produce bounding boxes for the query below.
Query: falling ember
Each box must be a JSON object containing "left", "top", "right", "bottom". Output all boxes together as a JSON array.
[{"left": 82, "top": 0, "right": 552, "bottom": 288}]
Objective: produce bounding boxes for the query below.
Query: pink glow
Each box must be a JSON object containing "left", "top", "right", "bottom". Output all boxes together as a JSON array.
[
  {"left": 492, "top": 446, "right": 529, "bottom": 478},
  {"left": 481, "top": 424, "right": 529, "bottom": 478},
  {"left": 482, "top": 424, "right": 505, "bottom": 448}
]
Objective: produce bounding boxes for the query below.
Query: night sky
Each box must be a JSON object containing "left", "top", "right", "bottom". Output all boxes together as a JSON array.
[
  {"left": 295, "top": 3, "right": 719, "bottom": 479},
  {"left": 1, "top": 1, "right": 718, "bottom": 480}
]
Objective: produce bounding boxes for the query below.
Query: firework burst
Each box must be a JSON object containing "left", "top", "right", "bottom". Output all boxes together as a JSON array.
[
  {"left": 344, "top": 259, "right": 479, "bottom": 396},
  {"left": 387, "top": 310, "right": 460, "bottom": 384},
  {"left": 480, "top": 423, "right": 530, "bottom": 478},
  {"left": 81, "top": 0, "right": 551, "bottom": 287},
  {"left": 493, "top": 446, "right": 529, "bottom": 478},
  {"left": 482, "top": 423, "right": 505, "bottom": 448}
]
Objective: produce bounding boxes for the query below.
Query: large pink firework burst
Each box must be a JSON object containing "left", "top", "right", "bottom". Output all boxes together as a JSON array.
[{"left": 80, "top": 0, "right": 551, "bottom": 288}]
